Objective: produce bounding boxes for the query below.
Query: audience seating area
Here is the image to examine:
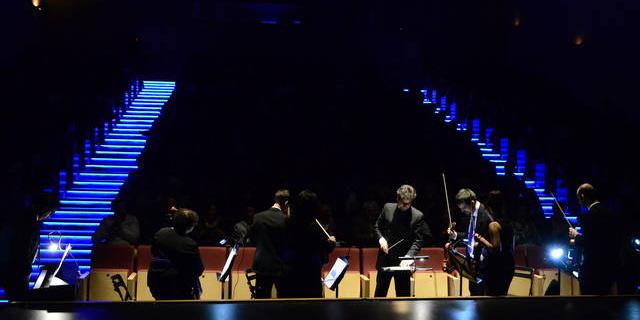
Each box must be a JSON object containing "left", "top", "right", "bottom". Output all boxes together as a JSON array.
[{"left": 81, "top": 245, "right": 571, "bottom": 301}]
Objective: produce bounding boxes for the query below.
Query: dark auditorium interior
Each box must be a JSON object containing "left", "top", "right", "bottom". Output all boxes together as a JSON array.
[{"left": 1, "top": 0, "right": 639, "bottom": 318}]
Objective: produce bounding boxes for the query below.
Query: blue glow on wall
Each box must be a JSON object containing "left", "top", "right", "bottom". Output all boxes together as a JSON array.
[
  {"left": 535, "top": 163, "right": 546, "bottom": 189},
  {"left": 500, "top": 138, "right": 509, "bottom": 161},
  {"left": 471, "top": 119, "right": 481, "bottom": 142}
]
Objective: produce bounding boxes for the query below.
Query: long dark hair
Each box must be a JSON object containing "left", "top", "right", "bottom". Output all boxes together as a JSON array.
[{"left": 289, "top": 190, "right": 320, "bottom": 225}]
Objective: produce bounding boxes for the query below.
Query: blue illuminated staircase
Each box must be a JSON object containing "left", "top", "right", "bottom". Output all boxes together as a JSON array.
[
  {"left": 0, "top": 80, "right": 175, "bottom": 302},
  {"left": 410, "top": 87, "right": 578, "bottom": 226}
]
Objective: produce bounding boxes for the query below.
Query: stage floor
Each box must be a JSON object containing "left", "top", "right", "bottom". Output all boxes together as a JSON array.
[{"left": 2, "top": 296, "right": 640, "bottom": 320}]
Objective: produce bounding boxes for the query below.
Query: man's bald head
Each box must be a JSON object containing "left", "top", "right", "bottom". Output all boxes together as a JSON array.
[{"left": 577, "top": 183, "right": 598, "bottom": 207}]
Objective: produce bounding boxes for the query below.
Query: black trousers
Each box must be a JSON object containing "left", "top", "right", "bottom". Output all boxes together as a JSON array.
[
  {"left": 374, "top": 270, "right": 411, "bottom": 297},
  {"left": 254, "top": 274, "right": 285, "bottom": 299}
]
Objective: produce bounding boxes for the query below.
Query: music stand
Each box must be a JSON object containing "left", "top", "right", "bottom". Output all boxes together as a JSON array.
[
  {"left": 323, "top": 256, "right": 350, "bottom": 294},
  {"left": 30, "top": 244, "right": 79, "bottom": 301},
  {"left": 381, "top": 255, "right": 432, "bottom": 273},
  {"left": 218, "top": 244, "right": 238, "bottom": 282},
  {"left": 446, "top": 244, "right": 482, "bottom": 284}
]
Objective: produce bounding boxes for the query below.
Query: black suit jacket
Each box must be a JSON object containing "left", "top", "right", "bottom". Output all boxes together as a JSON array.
[
  {"left": 455, "top": 203, "right": 493, "bottom": 262},
  {"left": 576, "top": 202, "right": 619, "bottom": 279},
  {"left": 250, "top": 207, "right": 288, "bottom": 277},
  {"left": 374, "top": 203, "right": 432, "bottom": 269},
  {"left": 148, "top": 227, "right": 204, "bottom": 296}
]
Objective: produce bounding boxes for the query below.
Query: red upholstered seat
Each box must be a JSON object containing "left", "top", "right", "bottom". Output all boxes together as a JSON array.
[
  {"left": 323, "top": 247, "right": 360, "bottom": 273},
  {"left": 200, "top": 247, "right": 227, "bottom": 271},
  {"left": 91, "top": 245, "right": 135, "bottom": 273},
  {"left": 361, "top": 248, "right": 379, "bottom": 275},
  {"left": 417, "top": 247, "right": 445, "bottom": 270}
]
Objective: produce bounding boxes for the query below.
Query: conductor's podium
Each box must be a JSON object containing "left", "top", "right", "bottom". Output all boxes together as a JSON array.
[
  {"left": 322, "top": 248, "right": 361, "bottom": 298},
  {"left": 360, "top": 248, "right": 398, "bottom": 297},
  {"left": 134, "top": 245, "right": 153, "bottom": 301},
  {"left": 199, "top": 247, "right": 228, "bottom": 300},
  {"left": 412, "top": 248, "right": 448, "bottom": 297},
  {"left": 88, "top": 245, "right": 137, "bottom": 301},
  {"left": 229, "top": 247, "right": 256, "bottom": 300}
]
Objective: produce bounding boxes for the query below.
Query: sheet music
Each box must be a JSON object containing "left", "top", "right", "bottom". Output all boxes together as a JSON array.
[
  {"left": 323, "top": 257, "right": 348, "bottom": 289},
  {"left": 53, "top": 244, "right": 72, "bottom": 278},
  {"left": 219, "top": 245, "right": 237, "bottom": 281}
]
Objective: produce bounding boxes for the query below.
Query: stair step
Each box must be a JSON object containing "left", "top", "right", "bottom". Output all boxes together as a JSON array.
[
  {"left": 84, "top": 164, "right": 137, "bottom": 172},
  {"left": 73, "top": 181, "right": 124, "bottom": 189},
  {"left": 90, "top": 157, "right": 137, "bottom": 164},
  {"left": 94, "top": 150, "right": 140, "bottom": 158},
  {"left": 42, "top": 229, "right": 97, "bottom": 236},
  {"left": 43, "top": 221, "right": 100, "bottom": 227},
  {"left": 39, "top": 243, "right": 94, "bottom": 250},
  {"left": 58, "top": 200, "right": 112, "bottom": 210},
  {"left": 111, "top": 127, "right": 148, "bottom": 133},
  {"left": 77, "top": 172, "right": 129, "bottom": 181},
  {"left": 47, "top": 217, "right": 105, "bottom": 222},
  {"left": 113, "top": 123, "right": 153, "bottom": 129},
  {"left": 119, "top": 119, "right": 155, "bottom": 124},
  {"left": 105, "top": 132, "right": 145, "bottom": 138},
  {"left": 40, "top": 235, "right": 92, "bottom": 243},
  {"left": 98, "top": 144, "right": 145, "bottom": 150},
  {"left": 104, "top": 138, "right": 147, "bottom": 145},
  {"left": 37, "top": 258, "right": 91, "bottom": 264},
  {"left": 66, "top": 189, "right": 119, "bottom": 198}
]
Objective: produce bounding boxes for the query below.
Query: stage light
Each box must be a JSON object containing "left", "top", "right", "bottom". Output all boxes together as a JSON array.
[
  {"left": 632, "top": 237, "right": 640, "bottom": 252},
  {"left": 549, "top": 247, "right": 565, "bottom": 261},
  {"left": 48, "top": 242, "right": 60, "bottom": 251}
]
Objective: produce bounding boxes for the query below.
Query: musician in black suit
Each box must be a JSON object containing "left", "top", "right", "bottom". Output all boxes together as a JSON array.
[
  {"left": 447, "top": 188, "right": 494, "bottom": 296},
  {"left": 569, "top": 183, "right": 619, "bottom": 295},
  {"left": 374, "top": 185, "right": 432, "bottom": 297},
  {"left": 249, "top": 189, "right": 291, "bottom": 298},
  {"left": 148, "top": 208, "right": 204, "bottom": 300}
]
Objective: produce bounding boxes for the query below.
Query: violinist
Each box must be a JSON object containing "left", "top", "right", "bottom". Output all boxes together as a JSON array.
[
  {"left": 568, "top": 183, "right": 620, "bottom": 295},
  {"left": 446, "top": 188, "right": 494, "bottom": 296}
]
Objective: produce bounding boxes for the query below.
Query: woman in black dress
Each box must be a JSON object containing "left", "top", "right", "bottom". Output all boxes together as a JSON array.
[{"left": 474, "top": 190, "right": 515, "bottom": 295}]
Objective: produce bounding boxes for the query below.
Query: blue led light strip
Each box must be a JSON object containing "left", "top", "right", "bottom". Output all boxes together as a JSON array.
[
  {"left": 3, "top": 80, "right": 177, "bottom": 300},
  {"left": 411, "top": 87, "right": 577, "bottom": 226}
]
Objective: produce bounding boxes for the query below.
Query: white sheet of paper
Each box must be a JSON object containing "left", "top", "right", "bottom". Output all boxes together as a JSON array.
[{"left": 323, "top": 257, "right": 348, "bottom": 289}]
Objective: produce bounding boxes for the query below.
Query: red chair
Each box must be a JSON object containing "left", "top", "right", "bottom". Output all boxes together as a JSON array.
[
  {"left": 89, "top": 245, "right": 136, "bottom": 301},
  {"left": 525, "top": 245, "right": 558, "bottom": 296},
  {"left": 199, "top": 246, "right": 228, "bottom": 300},
  {"left": 413, "top": 247, "right": 448, "bottom": 297},
  {"left": 229, "top": 247, "right": 256, "bottom": 299},
  {"left": 359, "top": 247, "right": 401, "bottom": 297}
]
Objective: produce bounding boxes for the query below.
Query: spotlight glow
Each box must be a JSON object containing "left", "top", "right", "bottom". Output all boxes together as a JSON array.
[{"left": 549, "top": 247, "right": 565, "bottom": 260}]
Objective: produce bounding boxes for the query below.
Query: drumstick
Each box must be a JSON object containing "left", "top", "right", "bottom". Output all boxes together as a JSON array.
[
  {"left": 315, "top": 219, "right": 331, "bottom": 239},
  {"left": 388, "top": 238, "right": 404, "bottom": 251},
  {"left": 550, "top": 192, "right": 573, "bottom": 228}
]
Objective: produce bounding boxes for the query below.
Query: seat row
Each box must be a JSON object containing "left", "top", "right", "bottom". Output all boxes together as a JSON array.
[{"left": 79, "top": 245, "right": 577, "bottom": 301}]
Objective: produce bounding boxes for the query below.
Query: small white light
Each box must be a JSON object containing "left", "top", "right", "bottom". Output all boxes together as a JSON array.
[
  {"left": 632, "top": 237, "right": 640, "bottom": 252},
  {"left": 549, "top": 247, "right": 564, "bottom": 260},
  {"left": 48, "top": 242, "right": 59, "bottom": 251}
]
